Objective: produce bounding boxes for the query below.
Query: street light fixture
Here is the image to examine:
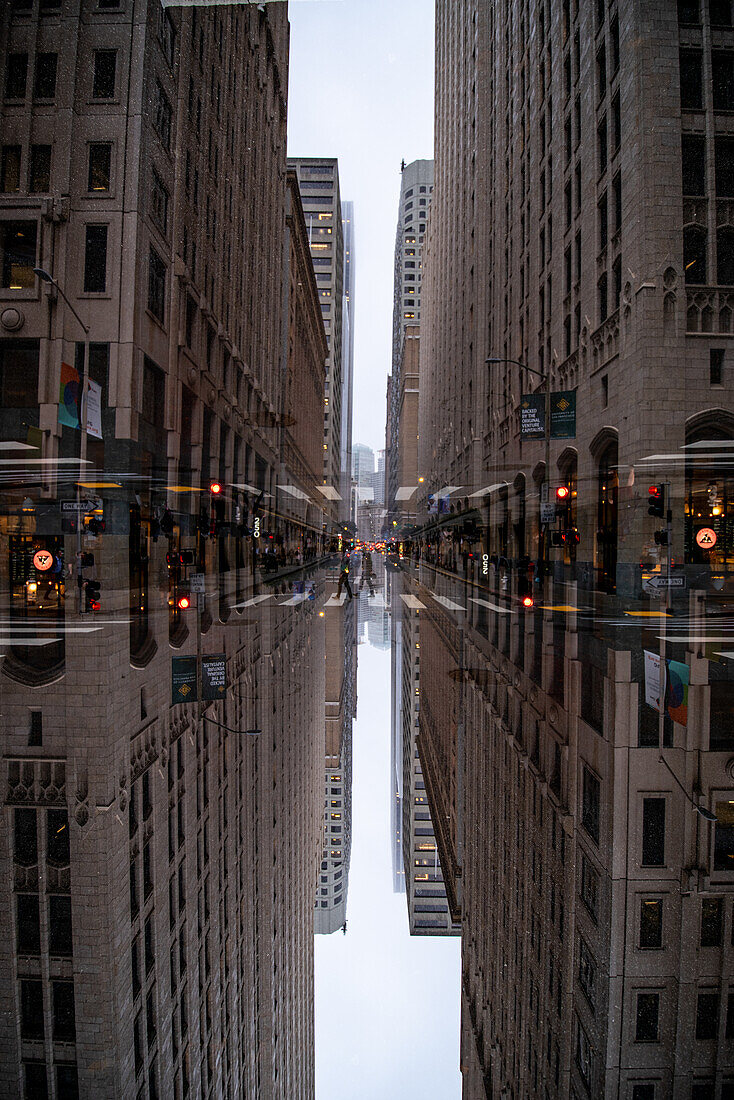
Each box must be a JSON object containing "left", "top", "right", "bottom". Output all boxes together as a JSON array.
[{"left": 657, "top": 754, "right": 718, "bottom": 822}]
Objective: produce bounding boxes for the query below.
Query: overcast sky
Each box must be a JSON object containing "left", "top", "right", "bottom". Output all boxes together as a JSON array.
[
  {"left": 287, "top": 4, "right": 461, "bottom": 1097},
  {"left": 287, "top": 0, "right": 435, "bottom": 456}
]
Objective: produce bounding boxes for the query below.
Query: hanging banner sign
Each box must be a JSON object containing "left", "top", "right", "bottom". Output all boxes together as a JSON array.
[
  {"left": 665, "top": 659, "right": 689, "bottom": 726},
  {"left": 550, "top": 390, "right": 577, "bottom": 439},
  {"left": 58, "top": 362, "right": 80, "bottom": 429},
  {"left": 202, "top": 653, "right": 227, "bottom": 701},
  {"left": 85, "top": 379, "right": 102, "bottom": 440},
  {"left": 172, "top": 656, "right": 197, "bottom": 704},
  {"left": 520, "top": 394, "right": 546, "bottom": 439},
  {"left": 644, "top": 650, "right": 663, "bottom": 713}
]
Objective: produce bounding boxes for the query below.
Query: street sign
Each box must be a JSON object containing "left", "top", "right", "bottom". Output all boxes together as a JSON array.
[
  {"left": 190, "top": 573, "right": 205, "bottom": 594},
  {"left": 540, "top": 503, "right": 556, "bottom": 524},
  {"left": 642, "top": 574, "right": 687, "bottom": 594},
  {"left": 202, "top": 653, "right": 227, "bottom": 701},
  {"left": 520, "top": 394, "right": 546, "bottom": 439},
  {"left": 61, "top": 500, "right": 97, "bottom": 512},
  {"left": 172, "top": 656, "right": 197, "bottom": 704},
  {"left": 696, "top": 527, "right": 717, "bottom": 549},
  {"left": 32, "top": 549, "right": 54, "bottom": 572}
]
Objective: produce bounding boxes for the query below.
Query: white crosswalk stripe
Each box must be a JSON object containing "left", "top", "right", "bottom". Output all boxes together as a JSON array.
[
  {"left": 433, "top": 595, "right": 466, "bottom": 611},
  {"left": 400, "top": 594, "right": 426, "bottom": 609},
  {"left": 470, "top": 597, "right": 515, "bottom": 615}
]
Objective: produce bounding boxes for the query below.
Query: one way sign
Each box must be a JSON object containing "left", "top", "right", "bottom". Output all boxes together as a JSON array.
[{"left": 643, "top": 574, "right": 686, "bottom": 595}]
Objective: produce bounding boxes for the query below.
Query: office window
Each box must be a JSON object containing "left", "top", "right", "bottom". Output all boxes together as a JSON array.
[
  {"left": 631, "top": 1087, "right": 655, "bottom": 1100},
  {"left": 56, "top": 1065, "right": 78, "bottom": 1099},
  {"left": 29, "top": 145, "right": 51, "bottom": 193},
  {"left": 713, "top": 53, "right": 734, "bottom": 111},
  {"left": 642, "top": 798, "right": 666, "bottom": 866},
  {"left": 21, "top": 981, "right": 44, "bottom": 1040},
  {"left": 718, "top": 227, "right": 734, "bottom": 284},
  {"left": 682, "top": 135, "right": 706, "bottom": 195},
  {"left": 597, "top": 44, "right": 607, "bottom": 99},
  {"left": 48, "top": 895, "right": 73, "bottom": 956},
  {"left": 679, "top": 0, "right": 700, "bottom": 21},
  {"left": 711, "top": 0, "right": 733, "bottom": 25},
  {"left": 1, "top": 146, "right": 21, "bottom": 193},
  {"left": 711, "top": 348, "right": 725, "bottom": 385},
  {"left": 717, "top": 137, "right": 734, "bottom": 197},
  {"left": 33, "top": 53, "right": 57, "bottom": 99},
  {"left": 696, "top": 992, "right": 719, "bottom": 1040},
  {"left": 5, "top": 53, "right": 28, "bottom": 99},
  {"left": 47, "top": 808, "right": 69, "bottom": 866},
  {"left": 52, "top": 981, "right": 75, "bottom": 1042},
  {"left": 680, "top": 51, "right": 703, "bottom": 110},
  {"left": 598, "top": 116, "right": 608, "bottom": 175},
  {"left": 598, "top": 271, "right": 608, "bottom": 324},
  {"left": 148, "top": 247, "right": 166, "bottom": 322},
  {"left": 154, "top": 81, "right": 172, "bottom": 149},
  {"left": 635, "top": 992, "right": 660, "bottom": 1041},
  {"left": 92, "top": 50, "right": 116, "bottom": 99},
  {"left": 83, "top": 225, "right": 108, "bottom": 292},
  {"left": 683, "top": 225, "right": 706, "bottom": 284},
  {"left": 701, "top": 898, "right": 723, "bottom": 946},
  {"left": 582, "top": 768, "right": 600, "bottom": 843},
  {"left": 578, "top": 938, "right": 596, "bottom": 1010},
  {"left": 639, "top": 898, "right": 663, "bottom": 948},
  {"left": 150, "top": 168, "right": 169, "bottom": 233},
  {"left": 1, "top": 221, "right": 37, "bottom": 289},
  {"left": 24, "top": 1065, "right": 48, "bottom": 1099},
  {"left": 88, "top": 143, "right": 111, "bottom": 192},
  {"left": 598, "top": 192, "right": 608, "bottom": 250},
  {"left": 29, "top": 709, "right": 42, "bottom": 746},
  {"left": 17, "top": 894, "right": 41, "bottom": 954}
]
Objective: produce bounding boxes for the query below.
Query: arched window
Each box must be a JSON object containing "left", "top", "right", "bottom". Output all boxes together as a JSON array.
[{"left": 597, "top": 442, "right": 618, "bottom": 593}]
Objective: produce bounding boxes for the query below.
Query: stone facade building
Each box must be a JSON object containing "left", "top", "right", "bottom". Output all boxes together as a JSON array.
[
  {"left": 0, "top": 3, "right": 330, "bottom": 1097},
  {"left": 416, "top": 1, "right": 734, "bottom": 1097}
]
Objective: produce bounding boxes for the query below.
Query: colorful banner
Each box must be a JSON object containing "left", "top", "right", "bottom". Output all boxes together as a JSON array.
[
  {"left": 520, "top": 393, "right": 545, "bottom": 439},
  {"left": 665, "top": 659, "right": 689, "bottom": 726},
  {"left": 550, "top": 390, "right": 577, "bottom": 439},
  {"left": 58, "top": 362, "right": 80, "bottom": 428}
]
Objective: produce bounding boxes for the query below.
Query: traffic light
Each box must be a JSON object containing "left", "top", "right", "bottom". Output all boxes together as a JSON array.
[
  {"left": 648, "top": 484, "right": 665, "bottom": 518},
  {"left": 87, "top": 516, "right": 105, "bottom": 536},
  {"left": 177, "top": 591, "right": 191, "bottom": 610},
  {"left": 166, "top": 549, "right": 196, "bottom": 568},
  {"left": 522, "top": 595, "right": 534, "bottom": 608},
  {"left": 85, "top": 577, "right": 101, "bottom": 611},
  {"left": 209, "top": 482, "right": 222, "bottom": 496},
  {"left": 653, "top": 529, "right": 668, "bottom": 546}
]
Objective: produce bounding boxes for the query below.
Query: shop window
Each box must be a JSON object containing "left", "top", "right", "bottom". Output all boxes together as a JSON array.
[{"left": 1, "top": 221, "right": 37, "bottom": 289}]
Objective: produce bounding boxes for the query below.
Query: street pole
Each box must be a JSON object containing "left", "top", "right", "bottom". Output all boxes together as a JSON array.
[{"left": 34, "top": 268, "right": 90, "bottom": 614}]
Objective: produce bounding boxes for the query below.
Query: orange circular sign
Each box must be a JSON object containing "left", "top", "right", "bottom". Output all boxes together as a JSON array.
[
  {"left": 32, "top": 549, "right": 53, "bottom": 572},
  {"left": 696, "top": 527, "right": 718, "bottom": 549}
]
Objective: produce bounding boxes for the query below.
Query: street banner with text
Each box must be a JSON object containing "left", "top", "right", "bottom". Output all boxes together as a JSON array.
[
  {"left": 520, "top": 394, "right": 545, "bottom": 439},
  {"left": 550, "top": 390, "right": 576, "bottom": 439}
]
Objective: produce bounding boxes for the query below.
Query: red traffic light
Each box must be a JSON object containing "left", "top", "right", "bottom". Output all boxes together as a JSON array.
[
  {"left": 648, "top": 485, "right": 662, "bottom": 498},
  {"left": 210, "top": 482, "right": 222, "bottom": 495},
  {"left": 177, "top": 595, "right": 191, "bottom": 610},
  {"left": 555, "top": 485, "right": 570, "bottom": 500},
  {"left": 522, "top": 595, "right": 534, "bottom": 607}
]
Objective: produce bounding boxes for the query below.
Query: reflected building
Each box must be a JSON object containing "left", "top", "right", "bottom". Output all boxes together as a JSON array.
[
  {"left": 0, "top": 3, "right": 333, "bottom": 1097},
  {"left": 414, "top": 1, "right": 734, "bottom": 1097}
]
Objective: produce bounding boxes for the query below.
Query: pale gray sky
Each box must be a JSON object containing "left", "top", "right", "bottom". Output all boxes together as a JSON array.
[
  {"left": 287, "top": 5, "right": 461, "bottom": 1097},
  {"left": 287, "top": 0, "right": 435, "bottom": 455}
]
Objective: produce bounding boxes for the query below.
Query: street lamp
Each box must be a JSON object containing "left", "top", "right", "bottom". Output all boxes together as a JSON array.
[
  {"left": 486, "top": 356, "right": 550, "bottom": 583},
  {"left": 35, "top": 267, "right": 91, "bottom": 611},
  {"left": 657, "top": 754, "right": 718, "bottom": 822}
]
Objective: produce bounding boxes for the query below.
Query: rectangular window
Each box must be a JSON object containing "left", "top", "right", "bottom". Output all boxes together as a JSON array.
[
  {"left": 680, "top": 50, "right": 704, "bottom": 110},
  {"left": 5, "top": 53, "right": 28, "bottom": 99},
  {"left": 48, "top": 895, "right": 73, "bottom": 956},
  {"left": 613, "top": 172, "right": 622, "bottom": 233},
  {"left": 88, "top": 143, "right": 111, "bottom": 192},
  {"left": 1, "top": 221, "right": 37, "bottom": 289},
  {"left": 682, "top": 135, "right": 706, "bottom": 196},
  {"left": 598, "top": 116, "right": 608, "bottom": 175},
  {"left": 154, "top": 81, "right": 172, "bottom": 149},
  {"left": 29, "top": 145, "right": 51, "bottom": 193},
  {"left": 23, "top": 1065, "right": 48, "bottom": 1099},
  {"left": 696, "top": 992, "right": 719, "bottom": 1040},
  {"left": 597, "top": 44, "right": 607, "bottom": 99},
  {"left": 47, "top": 808, "right": 69, "bottom": 866},
  {"left": 632, "top": 1086, "right": 656, "bottom": 1100},
  {"left": 29, "top": 709, "right": 43, "bottom": 746},
  {"left": 83, "top": 225, "right": 107, "bottom": 293},
  {"left": 17, "top": 894, "right": 41, "bottom": 954},
  {"left": 701, "top": 898, "right": 723, "bottom": 946},
  {"left": 598, "top": 192, "right": 608, "bottom": 250},
  {"left": 1, "top": 146, "right": 21, "bottom": 193},
  {"left": 716, "top": 137, "right": 734, "bottom": 197},
  {"left": 598, "top": 272, "right": 608, "bottom": 323},
  {"left": 151, "top": 168, "right": 168, "bottom": 233},
  {"left": 21, "top": 980, "right": 44, "bottom": 1040},
  {"left": 92, "top": 50, "right": 116, "bottom": 99},
  {"left": 639, "top": 898, "right": 663, "bottom": 948},
  {"left": 711, "top": 0, "right": 733, "bottom": 26},
  {"left": 635, "top": 992, "right": 660, "bottom": 1041},
  {"left": 713, "top": 54, "right": 734, "bottom": 111},
  {"left": 580, "top": 854, "right": 599, "bottom": 919},
  {"left": 642, "top": 798, "right": 666, "bottom": 866},
  {"left": 678, "top": 0, "right": 700, "bottom": 22},
  {"left": 711, "top": 348, "right": 725, "bottom": 385},
  {"left": 148, "top": 247, "right": 166, "bottom": 322},
  {"left": 578, "top": 938, "right": 596, "bottom": 1010},
  {"left": 33, "top": 52, "right": 57, "bottom": 99}
]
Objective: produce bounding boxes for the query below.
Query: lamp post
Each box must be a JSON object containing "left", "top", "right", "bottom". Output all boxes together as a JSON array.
[
  {"left": 34, "top": 267, "right": 91, "bottom": 611},
  {"left": 657, "top": 754, "right": 718, "bottom": 822},
  {"left": 486, "top": 356, "right": 550, "bottom": 585}
]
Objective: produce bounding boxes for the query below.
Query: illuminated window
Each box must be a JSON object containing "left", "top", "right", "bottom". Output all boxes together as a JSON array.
[{"left": 1, "top": 221, "right": 37, "bottom": 289}]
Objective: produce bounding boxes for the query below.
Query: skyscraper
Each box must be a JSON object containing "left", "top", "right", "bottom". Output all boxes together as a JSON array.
[
  {"left": 416, "top": 1, "right": 734, "bottom": 1096},
  {"left": 0, "top": 4, "right": 331, "bottom": 1096},
  {"left": 386, "top": 160, "right": 433, "bottom": 526}
]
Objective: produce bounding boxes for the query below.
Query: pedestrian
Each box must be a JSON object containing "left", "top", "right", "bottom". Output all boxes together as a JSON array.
[{"left": 336, "top": 550, "right": 352, "bottom": 599}]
